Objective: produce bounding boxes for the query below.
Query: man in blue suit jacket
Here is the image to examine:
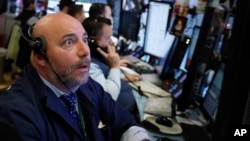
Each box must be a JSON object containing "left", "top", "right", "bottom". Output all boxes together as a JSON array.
[{"left": 0, "top": 13, "right": 151, "bottom": 141}]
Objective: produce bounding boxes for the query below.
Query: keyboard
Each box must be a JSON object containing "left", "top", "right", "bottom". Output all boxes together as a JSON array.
[
  {"left": 121, "top": 55, "right": 155, "bottom": 73},
  {"left": 129, "top": 81, "right": 171, "bottom": 97},
  {"left": 121, "top": 55, "right": 141, "bottom": 63},
  {"left": 120, "top": 66, "right": 170, "bottom": 97}
]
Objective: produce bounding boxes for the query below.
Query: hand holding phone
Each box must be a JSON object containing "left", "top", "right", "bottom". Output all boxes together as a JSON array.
[{"left": 97, "top": 45, "right": 120, "bottom": 68}]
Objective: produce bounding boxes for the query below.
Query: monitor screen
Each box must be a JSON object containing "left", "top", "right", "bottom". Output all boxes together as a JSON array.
[
  {"left": 177, "top": 6, "right": 228, "bottom": 111},
  {"left": 47, "top": 0, "right": 59, "bottom": 13},
  {"left": 143, "top": 1, "right": 174, "bottom": 58},
  {"left": 202, "top": 62, "right": 225, "bottom": 122},
  {"left": 119, "top": 11, "right": 140, "bottom": 41}
]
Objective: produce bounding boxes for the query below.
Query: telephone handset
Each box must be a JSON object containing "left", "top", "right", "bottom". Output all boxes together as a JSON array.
[
  {"left": 88, "top": 38, "right": 110, "bottom": 54},
  {"left": 88, "top": 38, "right": 99, "bottom": 49}
]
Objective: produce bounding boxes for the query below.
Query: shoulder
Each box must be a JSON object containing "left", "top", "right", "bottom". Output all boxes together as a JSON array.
[
  {"left": 0, "top": 81, "right": 30, "bottom": 106},
  {"left": 80, "top": 77, "right": 105, "bottom": 92},
  {"left": 0, "top": 66, "right": 43, "bottom": 107},
  {"left": 90, "top": 62, "right": 101, "bottom": 69},
  {"left": 78, "top": 77, "right": 114, "bottom": 100},
  {"left": 0, "top": 86, "right": 31, "bottom": 121}
]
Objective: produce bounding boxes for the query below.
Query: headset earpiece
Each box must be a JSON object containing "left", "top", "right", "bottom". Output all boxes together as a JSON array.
[
  {"left": 29, "top": 36, "right": 46, "bottom": 56},
  {"left": 19, "top": 24, "right": 47, "bottom": 56}
]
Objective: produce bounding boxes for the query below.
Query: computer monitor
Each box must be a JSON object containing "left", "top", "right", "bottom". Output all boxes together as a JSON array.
[
  {"left": 201, "top": 62, "right": 225, "bottom": 123},
  {"left": 159, "top": 35, "right": 190, "bottom": 81},
  {"left": 118, "top": 10, "right": 140, "bottom": 41},
  {"left": 143, "top": 0, "right": 174, "bottom": 59},
  {"left": 177, "top": 5, "right": 229, "bottom": 111}
]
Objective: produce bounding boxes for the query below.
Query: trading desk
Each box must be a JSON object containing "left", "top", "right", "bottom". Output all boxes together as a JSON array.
[
  {"left": 132, "top": 91, "right": 184, "bottom": 141},
  {"left": 122, "top": 55, "right": 211, "bottom": 141},
  {"left": 133, "top": 89, "right": 211, "bottom": 141}
]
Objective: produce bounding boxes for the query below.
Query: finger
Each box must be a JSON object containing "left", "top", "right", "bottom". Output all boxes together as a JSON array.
[
  {"left": 97, "top": 47, "right": 107, "bottom": 57},
  {"left": 120, "top": 60, "right": 130, "bottom": 66},
  {"left": 106, "top": 45, "right": 112, "bottom": 53},
  {"left": 135, "top": 75, "right": 142, "bottom": 81},
  {"left": 123, "top": 59, "right": 130, "bottom": 64},
  {"left": 109, "top": 45, "right": 117, "bottom": 53},
  {"left": 133, "top": 74, "right": 142, "bottom": 80}
]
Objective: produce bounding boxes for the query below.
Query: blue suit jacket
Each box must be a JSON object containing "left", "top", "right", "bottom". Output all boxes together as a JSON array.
[{"left": 0, "top": 65, "right": 137, "bottom": 141}]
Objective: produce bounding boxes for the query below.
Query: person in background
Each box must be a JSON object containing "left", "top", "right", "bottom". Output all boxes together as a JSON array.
[
  {"left": 88, "top": 2, "right": 119, "bottom": 45},
  {"left": 83, "top": 16, "right": 142, "bottom": 117},
  {"left": 0, "top": 12, "right": 151, "bottom": 141},
  {"left": 89, "top": 2, "right": 113, "bottom": 24},
  {"left": 58, "top": 0, "right": 75, "bottom": 13},
  {"left": 15, "top": 0, "right": 38, "bottom": 70},
  {"left": 67, "top": 4, "right": 86, "bottom": 23}
]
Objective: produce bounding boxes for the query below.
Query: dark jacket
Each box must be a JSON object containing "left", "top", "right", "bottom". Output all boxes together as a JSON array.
[{"left": 0, "top": 64, "right": 137, "bottom": 141}]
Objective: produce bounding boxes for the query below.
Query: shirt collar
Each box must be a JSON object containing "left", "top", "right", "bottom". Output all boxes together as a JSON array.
[{"left": 38, "top": 74, "right": 68, "bottom": 98}]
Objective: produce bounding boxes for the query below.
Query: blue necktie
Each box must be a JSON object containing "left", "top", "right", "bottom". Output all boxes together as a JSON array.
[{"left": 60, "top": 93, "right": 80, "bottom": 127}]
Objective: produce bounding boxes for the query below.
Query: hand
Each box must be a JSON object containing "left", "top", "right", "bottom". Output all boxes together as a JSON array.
[
  {"left": 124, "top": 73, "right": 142, "bottom": 82},
  {"left": 120, "top": 58, "right": 131, "bottom": 67},
  {"left": 97, "top": 46, "right": 120, "bottom": 68}
]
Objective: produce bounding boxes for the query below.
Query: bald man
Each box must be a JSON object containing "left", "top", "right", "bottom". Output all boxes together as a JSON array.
[{"left": 0, "top": 13, "right": 151, "bottom": 141}]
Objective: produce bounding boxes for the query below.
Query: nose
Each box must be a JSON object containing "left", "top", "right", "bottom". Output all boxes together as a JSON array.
[
  {"left": 109, "top": 38, "right": 114, "bottom": 46},
  {"left": 78, "top": 40, "right": 90, "bottom": 56}
]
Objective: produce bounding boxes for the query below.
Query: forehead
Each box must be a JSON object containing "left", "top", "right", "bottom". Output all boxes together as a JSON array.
[
  {"left": 36, "top": 13, "right": 83, "bottom": 30},
  {"left": 53, "top": 22, "right": 84, "bottom": 33},
  {"left": 104, "top": 6, "right": 111, "bottom": 13},
  {"left": 100, "top": 24, "right": 112, "bottom": 36},
  {"left": 42, "top": 19, "right": 85, "bottom": 39}
]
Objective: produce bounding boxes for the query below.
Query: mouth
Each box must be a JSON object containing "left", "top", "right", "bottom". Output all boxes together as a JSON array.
[
  {"left": 74, "top": 58, "right": 90, "bottom": 72},
  {"left": 77, "top": 63, "right": 89, "bottom": 71}
]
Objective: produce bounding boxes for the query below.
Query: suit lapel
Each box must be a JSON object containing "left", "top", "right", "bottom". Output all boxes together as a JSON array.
[
  {"left": 77, "top": 86, "right": 104, "bottom": 140},
  {"left": 25, "top": 65, "right": 84, "bottom": 139},
  {"left": 44, "top": 92, "right": 83, "bottom": 137}
]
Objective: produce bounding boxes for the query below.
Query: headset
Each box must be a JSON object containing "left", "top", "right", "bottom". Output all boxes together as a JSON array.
[
  {"left": 88, "top": 38, "right": 96, "bottom": 45},
  {"left": 19, "top": 24, "right": 73, "bottom": 93},
  {"left": 88, "top": 37, "right": 100, "bottom": 49},
  {"left": 19, "top": 24, "right": 47, "bottom": 56}
]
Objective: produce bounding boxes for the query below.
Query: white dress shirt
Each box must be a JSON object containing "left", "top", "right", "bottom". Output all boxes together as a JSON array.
[{"left": 90, "top": 62, "right": 121, "bottom": 100}]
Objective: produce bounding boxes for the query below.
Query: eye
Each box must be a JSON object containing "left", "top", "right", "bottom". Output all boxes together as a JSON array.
[
  {"left": 65, "top": 39, "right": 74, "bottom": 47},
  {"left": 83, "top": 37, "right": 88, "bottom": 44},
  {"left": 82, "top": 34, "right": 88, "bottom": 44}
]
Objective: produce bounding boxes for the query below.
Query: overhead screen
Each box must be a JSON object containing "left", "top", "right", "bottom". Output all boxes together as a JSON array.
[{"left": 143, "top": 1, "right": 175, "bottom": 58}]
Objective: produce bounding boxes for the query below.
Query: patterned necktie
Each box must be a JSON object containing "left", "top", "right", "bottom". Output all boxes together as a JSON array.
[{"left": 60, "top": 93, "right": 80, "bottom": 127}]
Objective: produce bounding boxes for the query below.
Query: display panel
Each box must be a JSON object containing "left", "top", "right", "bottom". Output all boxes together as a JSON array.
[
  {"left": 143, "top": 0, "right": 174, "bottom": 58},
  {"left": 202, "top": 62, "right": 225, "bottom": 122},
  {"left": 119, "top": 11, "right": 140, "bottom": 41},
  {"left": 177, "top": 6, "right": 229, "bottom": 111}
]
